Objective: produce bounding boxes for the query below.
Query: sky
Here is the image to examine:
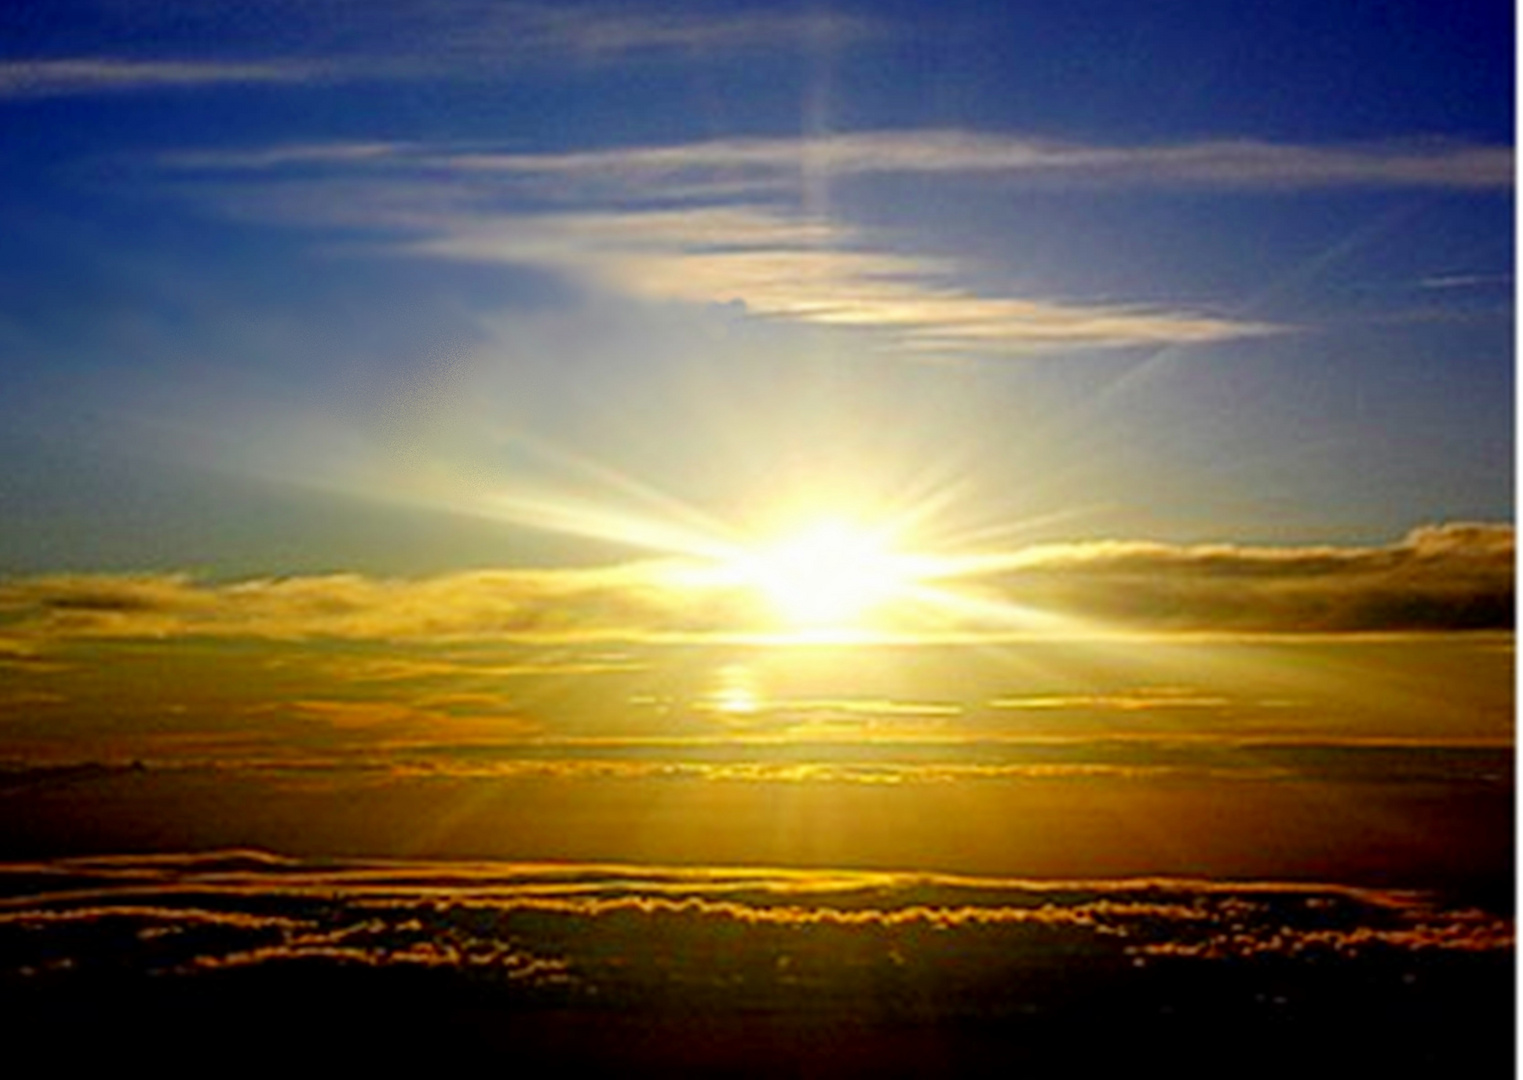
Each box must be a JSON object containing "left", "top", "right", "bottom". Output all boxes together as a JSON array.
[
  {"left": 0, "top": 0, "right": 1510, "bottom": 876},
  {"left": 0, "top": 2, "right": 1512, "bottom": 1067},
  {"left": 0, "top": 0, "right": 1511, "bottom": 578}
]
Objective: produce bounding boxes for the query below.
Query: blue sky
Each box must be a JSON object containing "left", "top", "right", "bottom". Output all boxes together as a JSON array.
[
  {"left": 0, "top": 4, "right": 1513, "bottom": 947},
  {"left": 0, "top": 0, "right": 1511, "bottom": 574}
]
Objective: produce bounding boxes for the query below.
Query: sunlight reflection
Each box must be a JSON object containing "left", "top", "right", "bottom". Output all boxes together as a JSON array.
[{"left": 704, "top": 663, "right": 764, "bottom": 718}]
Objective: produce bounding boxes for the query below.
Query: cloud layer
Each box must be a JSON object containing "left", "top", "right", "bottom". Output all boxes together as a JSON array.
[
  {"left": 0, "top": 851, "right": 1509, "bottom": 1072},
  {"left": 0, "top": 523, "right": 1509, "bottom": 644},
  {"left": 2, "top": 850, "right": 1507, "bottom": 974}
]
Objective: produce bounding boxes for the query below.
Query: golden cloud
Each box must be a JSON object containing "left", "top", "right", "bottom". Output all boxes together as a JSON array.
[
  {"left": 0, "top": 523, "right": 1508, "bottom": 645},
  {"left": 978, "top": 522, "right": 1513, "bottom": 632},
  {"left": 0, "top": 563, "right": 736, "bottom": 643}
]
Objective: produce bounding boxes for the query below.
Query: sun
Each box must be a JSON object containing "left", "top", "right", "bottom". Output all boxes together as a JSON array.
[{"left": 727, "top": 517, "right": 923, "bottom": 634}]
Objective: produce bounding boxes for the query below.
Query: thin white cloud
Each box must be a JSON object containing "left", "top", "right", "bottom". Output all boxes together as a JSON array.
[
  {"left": 170, "top": 131, "right": 1512, "bottom": 191},
  {"left": 269, "top": 2, "right": 879, "bottom": 64},
  {"left": 484, "top": 4, "right": 877, "bottom": 57},
  {"left": 407, "top": 205, "right": 1270, "bottom": 350},
  {"left": 154, "top": 129, "right": 1508, "bottom": 352},
  {"left": 151, "top": 172, "right": 1267, "bottom": 350},
  {"left": 162, "top": 142, "right": 413, "bottom": 170},
  {"left": 0, "top": 6, "right": 878, "bottom": 99},
  {"left": 0, "top": 59, "right": 324, "bottom": 96},
  {"left": 436, "top": 130, "right": 1513, "bottom": 191}
]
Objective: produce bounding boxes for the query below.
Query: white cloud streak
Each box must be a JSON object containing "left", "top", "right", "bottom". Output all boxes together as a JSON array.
[
  {"left": 407, "top": 205, "right": 1269, "bottom": 351},
  {"left": 0, "top": 6, "right": 878, "bottom": 98},
  {"left": 436, "top": 130, "right": 1513, "bottom": 191},
  {"left": 172, "top": 131, "right": 1513, "bottom": 191},
  {"left": 157, "top": 128, "right": 1510, "bottom": 352},
  {"left": 472, "top": 4, "right": 877, "bottom": 58}
]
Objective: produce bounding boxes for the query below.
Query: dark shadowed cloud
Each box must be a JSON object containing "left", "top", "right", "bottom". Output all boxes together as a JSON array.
[
  {"left": 0, "top": 851, "right": 1507, "bottom": 967},
  {"left": 2, "top": 852, "right": 1509, "bottom": 1071}
]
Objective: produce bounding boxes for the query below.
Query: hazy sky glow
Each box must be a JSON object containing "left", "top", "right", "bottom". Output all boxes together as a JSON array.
[{"left": 0, "top": 2, "right": 1512, "bottom": 1069}]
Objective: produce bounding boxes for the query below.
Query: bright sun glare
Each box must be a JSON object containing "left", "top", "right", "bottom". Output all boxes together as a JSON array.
[{"left": 728, "top": 518, "right": 922, "bottom": 633}]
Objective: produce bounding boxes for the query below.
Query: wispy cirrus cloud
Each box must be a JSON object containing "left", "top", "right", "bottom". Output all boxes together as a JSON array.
[
  {"left": 176, "top": 130, "right": 1514, "bottom": 191},
  {"left": 406, "top": 205, "right": 1267, "bottom": 351},
  {"left": 165, "top": 166, "right": 1266, "bottom": 352},
  {"left": 459, "top": 3, "right": 877, "bottom": 59},
  {"left": 433, "top": 130, "right": 1514, "bottom": 191},
  {"left": 0, "top": 58, "right": 325, "bottom": 96},
  {"left": 0, "top": 6, "right": 877, "bottom": 99},
  {"left": 159, "top": 128, "right": 1510, "bottom": 354}
]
